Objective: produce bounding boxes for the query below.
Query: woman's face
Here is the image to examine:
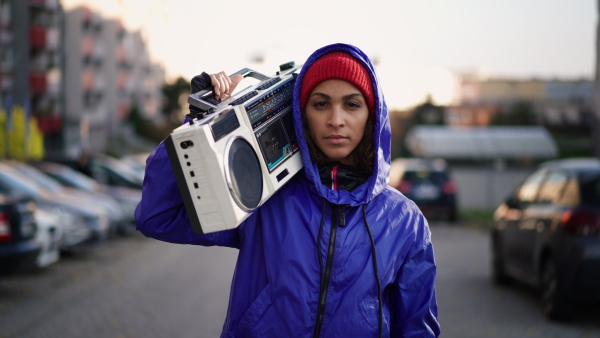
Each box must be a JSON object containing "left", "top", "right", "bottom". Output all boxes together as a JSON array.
[{"left": 305, "top": 79, "right": 370, "bottom": 165}]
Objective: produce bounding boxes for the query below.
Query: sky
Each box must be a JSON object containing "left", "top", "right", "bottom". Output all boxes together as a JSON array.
[{"left": 62, "top": 0, "right": 597, "bottom": 110}]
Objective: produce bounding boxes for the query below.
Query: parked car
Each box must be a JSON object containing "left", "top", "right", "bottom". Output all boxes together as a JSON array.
[
  {"left": 0, "top": 194, "right": 40, "bottom": 274},
  {"left": 33, "top": 207, "right": 62, "bottom": 268},
  {"left": 6, "top": 161, "right": 127, "bottom": 237},
  {"left": 491, "top": 158, "right": 600, "bottom": 320},
  {"left": 29, "top": 161, "right": 141, "bottom": 234},
  {"left": 388, "top": 158, "right": 458, "bottom": 222},
  {"left": 121, "top": 152, "right": 149, "bottom": 181},
  {"left": 0, "top": 162, "right": 109, "bottom": 251},
  {"left": 49, "top": 153, "right": 144, "bottom": 190},
  {"left": 87, "top": 154, "right": 144, "bottom": 190}
]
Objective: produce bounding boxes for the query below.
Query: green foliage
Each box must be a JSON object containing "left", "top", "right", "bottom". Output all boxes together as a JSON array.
[
  {"left": 413, "top": 99, "right": 445, "bottom": 125},
  {"left": 460, "top": 208, "right": 495, "bottom": 230},
  {"left": 162, "top": 76, "right": 190, "bottom": 116},
  {"left": 126, "top": 103, "right": 173, "bottom": 143},
  {"left": 491, "top": 101, "right": 537, "bottom": 125}
]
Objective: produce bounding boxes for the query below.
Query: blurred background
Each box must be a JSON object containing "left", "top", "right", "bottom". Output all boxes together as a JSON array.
[{"left": 1, "top": 0, "right": 600, "bottom": 337}]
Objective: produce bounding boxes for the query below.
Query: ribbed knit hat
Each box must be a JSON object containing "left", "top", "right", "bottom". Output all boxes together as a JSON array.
[{"left": 300, "top": 52, "right": 375, "bottom": 114}]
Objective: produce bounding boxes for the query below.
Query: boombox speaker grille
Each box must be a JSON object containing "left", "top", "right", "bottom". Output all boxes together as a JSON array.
[{"left": 226, "top": 137, "right": 263, "bottom": 211}]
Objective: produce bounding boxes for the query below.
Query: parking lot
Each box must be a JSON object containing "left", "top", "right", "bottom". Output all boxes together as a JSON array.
[{"left": 1, "top": 222, "right": 599, "bottom": 338}]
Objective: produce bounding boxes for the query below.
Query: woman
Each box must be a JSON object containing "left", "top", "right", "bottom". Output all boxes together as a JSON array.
[{"left": 136, "top": 43, "right": 440, "bottom": 337}]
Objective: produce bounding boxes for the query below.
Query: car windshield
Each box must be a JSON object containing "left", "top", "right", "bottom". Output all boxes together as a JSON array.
[
  {"left": 96, "top": 157, "right": 143, "bottom": 185},
  {"left": 8, "top": 162, "right": 64, "bottom": 193},
  {"left": 0, "top": 166, "right": 42, "bottom": 197},
  {"left": 44, "top": 166, "right": 100, "bottom": 192}
]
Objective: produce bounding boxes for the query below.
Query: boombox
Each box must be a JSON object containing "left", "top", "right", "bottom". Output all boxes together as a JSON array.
[{"left": 165, "top": 62, "right": 304, "bottom": 234}]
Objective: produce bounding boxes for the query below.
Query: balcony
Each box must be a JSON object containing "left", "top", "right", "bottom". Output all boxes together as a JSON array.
[
  {"left": 0, "top": 73, "right": 13, "bottom": 91},
  {"left": 0, "top": 29, "right": 13, "bottom": 45},
  {"left": 36, "top": 115, "right": 62, "bottom": 134},
  {"left": 29, "top": 71, "right": 47, "bottom": 94},
  {"left": 29, "top": 0, "right": 45, "bottom": 7},
  {"left": 29, "top": 26, "right": 47, "bottom": 49}
]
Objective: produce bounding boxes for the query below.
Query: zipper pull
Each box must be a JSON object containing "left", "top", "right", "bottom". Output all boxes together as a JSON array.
[{"left": 339, "top": 205, "right": 346, "bottom": 227}]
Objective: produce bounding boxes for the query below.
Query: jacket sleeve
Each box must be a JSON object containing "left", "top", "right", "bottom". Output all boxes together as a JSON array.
[
  {"left": 134, "top": 135, "right": 240, "bottom": 248},
  {"left": 389, "top": 215, "right": 440, "bottom": 337},
  {"left": 135, "top": 71, "right": 240, "bottom": 248}
]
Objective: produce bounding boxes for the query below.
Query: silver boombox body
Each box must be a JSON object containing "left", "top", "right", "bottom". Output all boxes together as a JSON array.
[{"left": 165, "top": 63, "right": 303, "bottom": 234}]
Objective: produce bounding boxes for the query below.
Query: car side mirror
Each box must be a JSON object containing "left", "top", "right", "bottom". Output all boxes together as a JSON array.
[{"left": 505, "top": 196, "right": 520, "bottom": 209}]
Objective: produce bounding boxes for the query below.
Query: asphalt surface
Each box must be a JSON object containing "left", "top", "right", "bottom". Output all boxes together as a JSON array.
[{"left": 0, "top": 223, "right": 599, "bottom": 337}]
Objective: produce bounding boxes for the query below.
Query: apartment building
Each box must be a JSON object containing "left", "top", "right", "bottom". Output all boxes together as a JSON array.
[
  {"left": 448, "top": 75, "right": 593, "bottom": 127},
  {"left": 1, "top": 2, "right": 164, "bottom": 160},
  {"left": 63, "top": 6, "right": 164, "bottom": 158},
  {"left": 1, "top": 0, "right": 63, "bottom": 158}
]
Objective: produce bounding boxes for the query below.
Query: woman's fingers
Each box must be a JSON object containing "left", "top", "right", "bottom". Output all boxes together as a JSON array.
[
  {"left": 210, "top": 71, "right": 236, "bottom": 100},
  {"left": 227, "top": 74, "right": 244, "bottom": 95},
  {"left": 209, "top": 72, "right": 243, "bottom": 100}
]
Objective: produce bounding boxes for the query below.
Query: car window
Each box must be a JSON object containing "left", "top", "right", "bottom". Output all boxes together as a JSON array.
[
  {"left": 517, "top": 168, "right": 547, "bottom": 204},
  {"left": 9, "top": 163, "right": 63, "bottom": 193},
  {"left": 536, "top": 170, "right": 569, "bottom": 204},
  {"left": 43, "top": 166, "right": 100, "bottom": 192},
  {"left": 558, "top": 179, "right": 580, "bottom": 206},
  {"left": 0, "top": 170, "right": 42, "bottom": 197},
  {"left": 403, "top": 171, "right": 448, "bottom": 184},
  {"left": 580, "top": 173, "right": 600, "bottom": 206}
]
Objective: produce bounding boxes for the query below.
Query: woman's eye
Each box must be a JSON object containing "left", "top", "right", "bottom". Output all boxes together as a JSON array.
[
  {"left": 346, "top": 101, "right": 361, "bottom": 108},
  {"left": 312, "top": 101, "right": 328, "bottom": 109}
]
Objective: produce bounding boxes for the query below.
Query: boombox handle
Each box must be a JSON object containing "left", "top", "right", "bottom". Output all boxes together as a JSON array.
[{"left": 188, "top": 68, "right": 272, "bottom": 112}]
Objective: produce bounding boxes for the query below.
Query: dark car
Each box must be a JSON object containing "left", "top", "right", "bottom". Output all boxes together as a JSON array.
[
  {"left": 388, "top": 158, "right": 458, "bottom": 222},
  {"left": 491, "top": 158, "right": 600, "bottom": 320},
  {"left": 0, "top": 194, "right": 39, "bottom": 274}
]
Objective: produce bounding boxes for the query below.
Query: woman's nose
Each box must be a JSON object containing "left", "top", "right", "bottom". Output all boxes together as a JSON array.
[{"left": 328, "top": 106, "right": 345, "bottom": 127}]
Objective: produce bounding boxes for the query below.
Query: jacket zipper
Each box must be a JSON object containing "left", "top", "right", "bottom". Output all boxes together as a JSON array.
[{"left": 313, "top": 204, "right": 346, "bottom": 338}]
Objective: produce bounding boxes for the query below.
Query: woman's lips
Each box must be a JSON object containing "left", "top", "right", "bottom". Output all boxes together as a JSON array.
[{"left": 325, "top": 135, "right": 347, "bottom": 145}]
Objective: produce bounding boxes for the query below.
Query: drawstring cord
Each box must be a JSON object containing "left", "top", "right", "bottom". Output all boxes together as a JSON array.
[
  {"left": 315, "top": 199, "right": 382, "bottom": 338},
  {"left": 363, "top": 204, "right": 383, "bottom": 338}
]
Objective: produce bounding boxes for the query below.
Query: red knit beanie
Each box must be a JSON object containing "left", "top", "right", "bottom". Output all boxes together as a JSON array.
[{"left": 300, "top": 52, "right": 375, "bottom": 114}]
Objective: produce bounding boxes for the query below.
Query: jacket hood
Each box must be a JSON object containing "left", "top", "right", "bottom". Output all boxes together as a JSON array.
[{"left": 293, "top": 43, "right": 391, "bottom": 206}]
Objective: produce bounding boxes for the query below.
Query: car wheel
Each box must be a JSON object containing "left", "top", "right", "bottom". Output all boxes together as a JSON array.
[
  {"left": 540, "top": 255, "right": 574, "bottom": 320},
  {"left": 491, "top": 236, "right": 511, "bottom": 285},
  {"left": 448, "top": 206, "right": 458, "bottom": 223}
]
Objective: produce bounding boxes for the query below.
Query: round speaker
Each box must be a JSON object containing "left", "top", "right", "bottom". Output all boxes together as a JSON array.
[{"left": 225, "top": 137, "right": 263, "bottom": 211}]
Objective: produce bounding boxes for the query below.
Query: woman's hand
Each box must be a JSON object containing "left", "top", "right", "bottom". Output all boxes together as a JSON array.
[{"left": 209, "top": 72, "right": 244, "bottom": 100}]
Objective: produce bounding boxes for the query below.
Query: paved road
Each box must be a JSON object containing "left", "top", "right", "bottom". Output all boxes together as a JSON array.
[
  {"left": 0, "top": 234, "right": 237, "bottom": 338},
  {"left": 1, "top": 224, "right": 599, "bottom": 337},
  {"left": 431, "top": 223, "right": 600, "bottom": 338}
]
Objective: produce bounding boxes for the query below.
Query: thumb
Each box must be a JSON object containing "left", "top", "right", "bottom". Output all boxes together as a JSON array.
[{"left": 228, "top": 74, "right": 244, "bottom": 94}]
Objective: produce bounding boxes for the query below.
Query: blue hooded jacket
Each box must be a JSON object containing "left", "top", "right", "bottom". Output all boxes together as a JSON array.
[{"left": 135, "top": 43, "right": 440, "bottom": 337}]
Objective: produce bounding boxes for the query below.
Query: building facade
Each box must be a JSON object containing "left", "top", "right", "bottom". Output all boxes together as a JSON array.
[
  {"left": 448, "top": 75, "right": 593, "bottom": 128},
  {"left": 1, "top": 0, "right": 64, "bottom": 159},
  {"left": 1, "top": 1, "right": 164, "bottom": 160}
]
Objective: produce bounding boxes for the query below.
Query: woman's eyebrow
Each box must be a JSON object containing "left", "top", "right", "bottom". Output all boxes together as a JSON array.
[
  {"left": 309, "top": 92, "right": 363, "bottom": 100},
  {"left": 342, "top": 93, "right": 363, "bottom": 101},
  {"left": 309, "top": 92, "right": 331, "bottom": 100}
]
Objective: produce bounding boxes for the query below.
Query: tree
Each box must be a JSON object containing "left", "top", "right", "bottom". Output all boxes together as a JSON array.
[
  {"left": 162, "top": 76, "right": 190, "bottom": 116},
  {"left": 413, "top": 95, "right": 445, "bottom": 125},
  {"left": 491, "top": 101, "right": 537, "bottom": 125}
]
